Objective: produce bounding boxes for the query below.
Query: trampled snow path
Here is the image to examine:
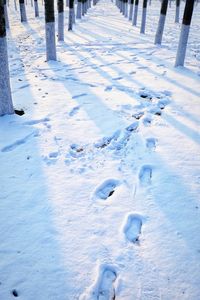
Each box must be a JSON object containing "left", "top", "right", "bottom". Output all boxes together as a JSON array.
[{"left": 0, "top": 0, "right": 200, "bottom": 299}]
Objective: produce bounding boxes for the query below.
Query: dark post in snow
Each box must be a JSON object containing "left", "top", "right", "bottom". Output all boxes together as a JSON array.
[
  {"left": 122, "top": 0, "right": 126, "bottom": 16},
  {"left": 140, "top": 0, "right": 147, "bottom": 33},
  {"left": 72, "top": 0, "right": 75, "bottom": 23},
  {"left": 68, "top": 0, "right": 74, "bottom": 30},
  {"left": 14, "top": 0, "right": 17, "bottom": 10},
  {"left": 76, "top": 0, "right": 82, "bottom": 18},
  {"left": 19, "top": 0, "right": 27, "bottom": 22},
  {"left": 57, "top": 0, "right": 64, "bottom": 41},
  {"left": 4, "top": 0, "right": 9, "bottom": 28},
  {"left": 119, "top": 0, "right": 122, "bottom": 13},
  {"left": 124, "top": 0, "right": 128, "bottom": 17},
  {"left": 132, "top": 0, "right": 139, "bottom": 26},
  {"left": 129, "top": 0, "right": 134, "bottom": 21},
  {"left": 0, "top": 0, "right": 14, "bottom": 116},
  {"left": 154, "top": 0, "right": 168, "bottom": 45},
  {"left": 44, "top": 0, "right": 57, "bottom": 61},
  {"left": 175, "top": 0, "right": 180, "bottom": 23},
  {"left": 86, "top": 0, "right": 89, "bottom": 11},
  {"left": 175, "top": 0, "right": 195, "bottom": 67},
  {"left": 34, "top": 0, "right": 39, "bottom": 17},
  {"left": 82, "top": 0, "right": 85, "bottom": 16}
]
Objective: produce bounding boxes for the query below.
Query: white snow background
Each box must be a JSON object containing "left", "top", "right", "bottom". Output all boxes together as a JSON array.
[{"left": 0, "top": 0, "right": 200, "bottom": 299}]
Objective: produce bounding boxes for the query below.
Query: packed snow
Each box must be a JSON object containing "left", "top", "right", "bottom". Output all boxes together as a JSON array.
[{"left": 0, "top": 0, "right": 200, "bottom": 299}]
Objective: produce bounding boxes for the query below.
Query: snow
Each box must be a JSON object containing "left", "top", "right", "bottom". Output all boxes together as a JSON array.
[{"left": 0, "top": 0, "right": 200, "bottom": 299}]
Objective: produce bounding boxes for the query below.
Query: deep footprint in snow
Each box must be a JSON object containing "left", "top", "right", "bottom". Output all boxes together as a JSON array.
[
  {"left": 139, "top": 91, "right": 152, "bottom": 101},
  {"left": 125, "top": 121, "right": 139, "bottom": 132},
  {"left": 96, "top": 266, "right": 117, "bottom": 300},
  {"left": 146, "top": 138, "right": 157, "bottom": 151},
  {"left": 123, "top": 214, "right": 143, "bottom": 243},
  {"left": 143, "top": 114, "right": 152, "bottom": 126},
  {"left": 132, "top": 112, "right": 144, "bottom": 120},
  {"left": 94, "top": 179, "right": 120, "bottom": 200},
  {"left": 139, "top": 165, "right": 152, "bottom": 185}
]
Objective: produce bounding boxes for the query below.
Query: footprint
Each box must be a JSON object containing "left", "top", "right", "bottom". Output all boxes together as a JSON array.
[
  {"left": 23, "top": 117, "right": 50, "bottom": 125},
  {"left": 139, "top": 91, "right": 152, "bottom": 101},
  {"left": 157, "top": 98, "right": 170, "bottom": 110},
  {"left": 105, "top": 86, "right": 113, "bottom": 92},
  {"left": 1, "top": 131, "right": 39, "bottom": 153},
  {"left": 94, "top": 130, "right": 121, "bottom": 149},
  {"left": 69, "top": 106, "right": 80, "bottom": 117},
  {"left": 95, "top": 265, "right": 117, "bottom": 300},
  {"left": 94, "top": 136, "right": 113, "bottom": 149},
  {"left": 49, "top": 151, "right": 59, "bottom": 158},
  {"left": 139, "top": 165, "right": 152, "bottom": 185},
  {"left": 68, "top": 143, "right": 84, "bottom": 158},
  {"left": 148, "top": 106, "right": 162, "bottom": 116},
  {"left": 126, "top": 121, "right": 139, "bottom": 132},
  {"left": 146, "top": 138, "right": 157, "bottom": 151},
  {"left": 94, "top": 179, "right": 120, "bottom": 200},
  {"left": 123, "top": 213, "right": 143, "bottom": 243},
  {"left": 132, "top": 112, "right": 144, "bottom": 120},
  {"left": 143, "top": 115, "right": 152, "bottom": 126},
  {"left": 43, "top": 151, "right": 60, "bottom": 165}
]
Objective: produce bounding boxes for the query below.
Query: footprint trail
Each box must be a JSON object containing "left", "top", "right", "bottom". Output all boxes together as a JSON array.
[
  {"left": 139, "top": 165, "right": 152, "bottom": 185},
  {"left": 94, "top": 179, "right": 120, "bottom": 200},
  {"left": 123, "top": 214, "right": 143, "bottom": 243}
]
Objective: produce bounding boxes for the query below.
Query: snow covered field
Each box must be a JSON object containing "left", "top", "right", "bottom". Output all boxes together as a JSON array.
[{"left": 0, "top": 0, "right": 200, "bottom": 299}]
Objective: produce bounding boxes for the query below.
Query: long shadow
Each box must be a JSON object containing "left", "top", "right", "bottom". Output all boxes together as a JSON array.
[
  {"left": 0, "top": 118, "right": 72, "bottom": 299},
  {"left": 87, "top": 1, "right": 200, "bottom": 74},
  {"left": 6, "top": 1, "right": 200, "bottom": 297},
  {"left": 170, "top": 102, "right": 200, "bottom": 127},
  {"left": 138, "top": 145, "right": 200, "bottom": 266},
  {"left": 75, "top": 21, "right": 200, "bottom": 98},
  {"left": 67, "top": 33, "right": 145, "bottom": 87},
  {"left": 0, "top": 20, "right": 73, "bottom": 300},
  {"left": 64, "top": 35, "right": 200, "bottom": 145},
  {"left": 51, "top": 31, "right": 200, "bottom": 245},
  {"left": 163, "top": 113, "right": 200, "bottom": 145},
  {"left": 64, "top": 6, "right": 200, "bottom": 146},
  {"left": 44, "top": 54, "right": 127, "bottom": 135},
  {"left": 117, "top": 51, "right": 200, "bottom": 98}
]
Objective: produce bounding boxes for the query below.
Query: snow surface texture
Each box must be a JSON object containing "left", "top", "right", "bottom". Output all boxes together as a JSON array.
[{"left": 0, "top": 0, "right": 200, "bottom": 299}]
